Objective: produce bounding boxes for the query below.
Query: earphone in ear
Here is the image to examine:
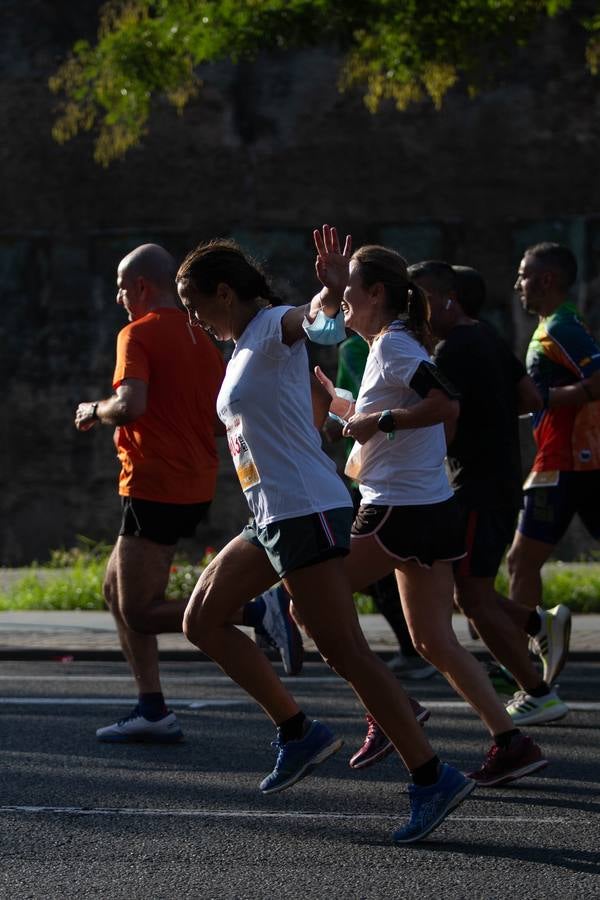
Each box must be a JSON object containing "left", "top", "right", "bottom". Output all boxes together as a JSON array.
[{"left": 445, "top": 298, "right": 453, "bottom": 310}]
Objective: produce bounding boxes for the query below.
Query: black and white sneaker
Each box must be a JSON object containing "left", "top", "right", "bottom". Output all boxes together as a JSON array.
[
  {"left": 96, "top": 707, "right": 184, "bottom": 743},
  {"left": 530, "top": 605, "right": 572, "bottom": 685}
]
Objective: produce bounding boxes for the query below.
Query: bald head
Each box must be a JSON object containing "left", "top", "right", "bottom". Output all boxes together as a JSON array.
[
  {"left": 118, "top": 244, "right": 177, "bottom": 292},
  {"left": 116, "top": 243, "right": 179, "bottom": 321}
]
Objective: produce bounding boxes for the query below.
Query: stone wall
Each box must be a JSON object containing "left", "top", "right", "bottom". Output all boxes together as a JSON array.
[{"left": 1, "top": 1, "right": 600, "bottom": 562}]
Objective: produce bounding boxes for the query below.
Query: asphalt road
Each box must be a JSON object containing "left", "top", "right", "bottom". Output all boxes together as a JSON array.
[{"left": 1, "top": 659, "right": 599, "bottom": 899}]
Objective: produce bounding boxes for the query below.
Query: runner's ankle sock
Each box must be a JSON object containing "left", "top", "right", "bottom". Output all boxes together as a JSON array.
[
  {"left": 278, "top": 711, "right": 307, "bottom": 744},
  {"left": 528, "top": 681, "right": 551, "bottom": 698},
  {"left": 493, "top": 728, "right": 521, "bottom": 750},
  {"left": 242, "top": 596, "right": 267, "bottom": 629},
  {"left": 138, "top": 692, "right": 168, "bottom": 721},
  {"left": 525, "top": 610, "right": 542, "bottom": 637},
  {"left": 410, "top": 755, "right": 441, "bottom": 787}
]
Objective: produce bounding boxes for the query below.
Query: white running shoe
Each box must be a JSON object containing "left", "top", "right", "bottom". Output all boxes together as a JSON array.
[
  {"left": 96, "top": 708, "right": 184, "bottom": 743},
  {"left": 506, "top": 688, "right": 569, "bottom": 725},
  {"left": 530, "top": 604, "right": 572, "bottom": 685},
  {"left": 256, "top": 585, "right": 304, "bottom": 676}
]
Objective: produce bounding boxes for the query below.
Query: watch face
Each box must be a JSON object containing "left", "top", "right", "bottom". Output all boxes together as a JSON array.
[{"left": 378, "top": 411, "right": 395, "bottom": 433}]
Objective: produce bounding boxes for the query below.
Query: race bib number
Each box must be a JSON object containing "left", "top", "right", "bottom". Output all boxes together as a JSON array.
[
  {"left": 523, "top": 469, "right": 560, "bottom": 490},
  {"left": 227, "top": 417, "right": 260, "bottom": 490},
  {"left": 344, "top": 441, "right": 362, "bottom": 482}
]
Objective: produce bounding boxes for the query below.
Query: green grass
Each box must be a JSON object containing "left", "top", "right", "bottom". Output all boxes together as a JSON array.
[
  {"left": 0, "top": 539, "right": 217, "bottom": 612},
  {"left": 1, "top": 541, "right": 600, "bottom": 612},
  {"left": 496, "top": 563, "right": 600, "bottom": 614}
]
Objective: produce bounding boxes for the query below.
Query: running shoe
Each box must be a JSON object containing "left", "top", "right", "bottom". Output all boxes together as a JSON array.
[
  {"left": 393, "top": 764, "right": 475, "bottom": 844},
  {"left": 467, "top": 734, "right": 548, "bottom": 786},
  {"left": 255, "top": 585, "right": 304, "bottom": 676},
  {"left": 506, "top": 688, "right": 569, "bottom": 725},
  {"left": 259, "top": 719, "right": 343, "bottom": 794},
  {"left": 96, "top": 708, "right": 184, "bottom": 743},
  {"left": 254, "top": 630, "right": 279, "bottom": 660},
  {"left": 349, "top": 699, "right": 431, "bottom": 770},
  {"left": 468, "top": 620, "right": 480, "bottom": 640},
  {"left": 530, "top": 604, "right": 572, "bottom": 685},
  {"left": 387, "top": 652, "right": 437, "bottom": 680},
  {"left": 487, "top": 662, "right": 519, "bottom": 696}
]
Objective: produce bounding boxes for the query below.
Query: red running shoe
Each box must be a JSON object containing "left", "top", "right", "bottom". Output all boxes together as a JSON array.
[
  {"left": 349, "top": 698, "right": 430, "bottom": 770},
  {"left": 467, "top": 734, "right": 549, "bottom": 787}
]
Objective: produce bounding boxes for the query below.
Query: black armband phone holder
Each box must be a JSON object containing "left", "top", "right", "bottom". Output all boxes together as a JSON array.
[{"left": 410, "top": 361, "right": 461, "bottom": 400}]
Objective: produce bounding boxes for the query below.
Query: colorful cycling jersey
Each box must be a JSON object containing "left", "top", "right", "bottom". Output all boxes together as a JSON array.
[{"left": 526, "top": 301, "right": 600, "bottom": 474}]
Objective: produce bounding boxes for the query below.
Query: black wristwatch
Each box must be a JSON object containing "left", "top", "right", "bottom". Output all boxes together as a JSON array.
[
  {"left": 91, "top": 402, "right": 99, "bottom": 421},
  {"left": 377, "top": 409, "right": 395, "bottom": 433}
]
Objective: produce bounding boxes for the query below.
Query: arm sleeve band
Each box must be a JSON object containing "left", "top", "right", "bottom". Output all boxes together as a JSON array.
[{"left": 409, "top": 361, "right": 461, "bottom": 400}]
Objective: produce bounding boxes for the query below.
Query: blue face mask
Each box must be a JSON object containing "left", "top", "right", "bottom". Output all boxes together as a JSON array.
[{"left": 302, "top": 308, "right": 347, "bottom": 345}]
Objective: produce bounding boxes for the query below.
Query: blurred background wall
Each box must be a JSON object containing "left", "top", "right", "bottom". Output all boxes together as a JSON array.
[{"left": 2, "top": 0, "right": 600, "bottom": 563}]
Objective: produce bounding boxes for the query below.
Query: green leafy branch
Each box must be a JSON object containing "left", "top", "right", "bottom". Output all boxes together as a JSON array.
[{"left": 49, "top": 0, "right": 596, "bottom": 165}]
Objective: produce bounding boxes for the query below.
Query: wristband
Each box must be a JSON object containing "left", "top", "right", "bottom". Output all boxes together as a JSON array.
[
  {"left": 91, "top": 402, "right": 99, "bottom": 421},
  {"left": 335, "top": 387, "right": 354, "bottom": 420}
]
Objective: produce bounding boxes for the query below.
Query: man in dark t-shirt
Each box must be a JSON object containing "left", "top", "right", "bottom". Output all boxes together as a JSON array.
[{"left": 408, "top": 261, "right": 570, "bottom": 726}]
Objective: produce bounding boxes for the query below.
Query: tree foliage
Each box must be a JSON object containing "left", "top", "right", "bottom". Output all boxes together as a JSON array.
[{"left": 49, "top": 0, "right": 600, "bottom": 165}]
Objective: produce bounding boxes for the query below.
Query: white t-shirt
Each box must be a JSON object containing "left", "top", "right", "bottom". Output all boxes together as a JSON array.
[
  {"left": 348, "top": 324, "right": 453, "bottom": 506},
  {"left": 217, "top": 306, "right": 352, "bottom": 526}
]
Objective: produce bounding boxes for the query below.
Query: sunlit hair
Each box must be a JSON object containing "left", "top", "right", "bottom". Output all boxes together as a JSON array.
[
  {"left": 352, "top": 244, "right": 432, "bottom": 350},
  {"left": 177, "top": 239, "right": 282, "bottom": 305},
  {"left": 525, "top": 242, "right": 577, "bottom": 289}
]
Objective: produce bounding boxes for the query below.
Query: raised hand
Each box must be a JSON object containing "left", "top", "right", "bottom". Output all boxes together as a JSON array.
[
  {"left": 313, "top": 224, "right": 352, "bottom": 296},
  {"left": 313, "top": 364, "right": 336, "bottom": 399}
]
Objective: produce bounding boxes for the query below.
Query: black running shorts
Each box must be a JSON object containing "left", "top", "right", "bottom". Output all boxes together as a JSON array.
[
  {"left": 517, "top": 470, "right": 600, "bottom": 545},
  {"left": 351, "top": 497, "right": 465, "bottom": 568},
  {"left": 242, "top": 507, "right": 352, "bottom": 578},
  {"left": 119, "top": 496, "right": 211, "bottom": 546},
  {"left": 454, "top": 504, "right": 519, "bottom": 579}
]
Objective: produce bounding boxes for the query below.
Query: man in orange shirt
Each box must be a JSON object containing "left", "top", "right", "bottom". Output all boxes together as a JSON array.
[{"left": 74, "top": 243, "right": 226, "bottom": 742}]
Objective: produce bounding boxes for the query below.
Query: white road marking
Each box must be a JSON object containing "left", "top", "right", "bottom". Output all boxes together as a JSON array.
[
  {"left": 0, "top": 675, "right": 340, "bottom": 683},
  {"left": 0, "top": 697, "right": 248, "bottom": 708},
  {"left": 1, "top": 696, "right": 599, "bottom": 711},
  {"left": 0, "top": 806, "right": 591, "bottom": 823}
]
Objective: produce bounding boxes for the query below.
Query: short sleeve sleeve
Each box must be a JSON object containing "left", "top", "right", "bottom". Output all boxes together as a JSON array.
[
  {"left": 547, "top": 317, "right": 600, "bottom": 378},
  {"left": 113, "top": 325, "right": 150, "bottom": 388},
  {"left": 255, "top": 307, "right": 299, "bottom": 359},
  {"left": 379, "top": 330, "right": 426, "bottom": 387}
]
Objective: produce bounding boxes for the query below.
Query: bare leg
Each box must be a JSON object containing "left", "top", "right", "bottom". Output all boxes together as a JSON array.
[
  {"left": 103, "top": 543, "right": 167, "bottom": 694},
  {"left": 507, "top": 531, "right": 555, "bottom": 609},
  {"left": 455, "top": 575, "right": 544, "bottom": 693},
  {"left": 116, "top": 535, "right": 186, "bottom": 634},
  {"left": 286, "top": 556, "right": 434, "bottom": 771},
  {"left": 395, "top": 560, "right": 514, "bottom": 736},
  {"left": 183, "top": 535, "right": 301, "bottom": 725}
]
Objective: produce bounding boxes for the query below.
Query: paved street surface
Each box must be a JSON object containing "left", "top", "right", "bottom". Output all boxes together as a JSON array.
[
  {"left": 1, "top": 658, "right": 599, "bottom": 898},
  {"left": 1, "top": 610, "right": 599, "bottom": 656}
]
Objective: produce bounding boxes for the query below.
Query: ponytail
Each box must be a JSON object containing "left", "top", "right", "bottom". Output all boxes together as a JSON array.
[
  {"left": 406, "top": 281, "right": 433, "bottom": 352},
  {"left": 255, "top": 274, "right": 284, "bottom": 307},
  {"left": 352, "top": 245, "right": 433, "bottom": 351},
  {"left": 177, "top": 239, "right": 285, "bottom": 306}
]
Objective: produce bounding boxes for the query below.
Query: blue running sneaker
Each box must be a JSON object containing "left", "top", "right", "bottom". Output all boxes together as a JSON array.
[
  {"left": 393, "top": 764, "right": 475, "bottom": 844},
  {"left": 260, "top": 720, "right": 343, "bottom": 794},
  {"left": 255, "top": 585, "right": 304, "bottom": 676}
]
